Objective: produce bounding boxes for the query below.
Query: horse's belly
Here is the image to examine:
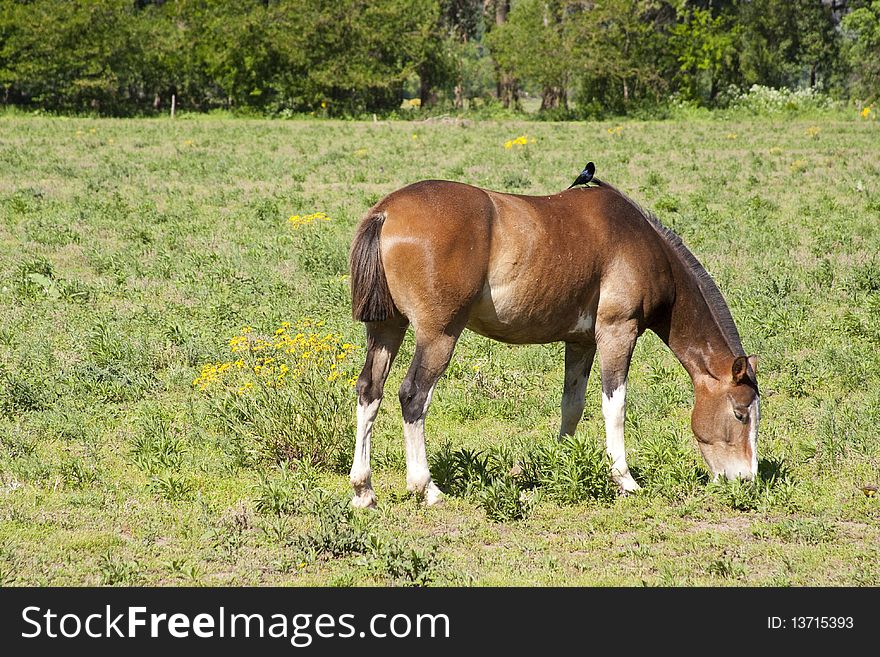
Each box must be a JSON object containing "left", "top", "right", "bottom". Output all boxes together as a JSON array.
[{"left": 466, "top": 279, "right": 595, "bottom": 345}]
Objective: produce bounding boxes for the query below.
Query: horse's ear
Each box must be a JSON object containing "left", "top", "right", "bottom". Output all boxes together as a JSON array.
[
  {"left": 731, "top": 355, "right": 749, "bottom": 384},
  {"left": 747, "top": 354, "right": 758, "bottom": 375}
]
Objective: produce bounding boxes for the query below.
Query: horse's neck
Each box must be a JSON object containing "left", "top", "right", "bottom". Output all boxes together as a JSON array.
[{"left": 660, "top": 267, "right": 734, "bottom": 384}]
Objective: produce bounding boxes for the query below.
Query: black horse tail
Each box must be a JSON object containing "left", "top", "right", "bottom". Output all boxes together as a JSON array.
[{"left": 350, "top": 212, "right": 397, "bottom": 322}]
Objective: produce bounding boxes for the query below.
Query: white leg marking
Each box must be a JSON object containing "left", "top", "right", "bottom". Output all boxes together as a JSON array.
[
  {"left": 748, "top": 396, "right": 760, "bottom": 478},
  {"left": 350, "top": 398, "right": 380, "bottom": 508},
  {"left": 350, "top": 345, "right": 394, "bottom": 508},
  {"left": 602, "top": 382, "right": 640, "bottom": 492},
  {"left": 404, "top": 384, "right": 443, "bottom": 505}
]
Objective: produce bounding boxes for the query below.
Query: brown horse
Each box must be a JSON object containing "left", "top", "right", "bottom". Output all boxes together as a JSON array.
[{"left": 347, "top": 174, "right": 759, "bottom": 508}]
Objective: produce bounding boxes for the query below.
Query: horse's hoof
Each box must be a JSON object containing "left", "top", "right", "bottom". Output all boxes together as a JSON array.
[
  {"left": 424, "top": 483, "right": 445, "bottom": 506},
  {"left": 351, "top": 490, "right": 377, "bottom": 509},
  {"left": 617, "top": 477, "right": 642, "bottom": 496}
]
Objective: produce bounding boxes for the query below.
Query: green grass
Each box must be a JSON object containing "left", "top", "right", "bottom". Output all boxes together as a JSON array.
[{"left": 0, "top": 112, "right": 878, "bottom": 586}]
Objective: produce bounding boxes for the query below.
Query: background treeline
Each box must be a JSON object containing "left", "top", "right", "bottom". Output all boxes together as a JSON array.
[{"left": 0, "top": 0, "right": 878, "bottom": 117}]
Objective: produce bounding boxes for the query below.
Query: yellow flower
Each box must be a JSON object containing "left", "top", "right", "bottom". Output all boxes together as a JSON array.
[
  {"left": 805, "top": 126, "right": 820, "bottom": 139},
  {"left": 288, "top": 212, "right": 330, "bottom": 229},
  {"left": 860, "top": 106, "right": 872, "bottom": 119},
  {"left": 607, "top": 126, "right": 623, "bottom": 136},
  {"left": 504, "top": 135, "right": 532, "bottom": 149},
  {"left": 726, "top": 133, "right": 737, "bottom": 140},
  {"left": 194, "top": 319, "right": 360, "bottom": 394}
]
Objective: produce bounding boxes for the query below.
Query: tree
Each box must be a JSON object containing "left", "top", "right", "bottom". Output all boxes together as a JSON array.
[
  {"left": 416, "top": 1, "right": 480, "bottom": 108},
  {"left": 484, "top": 0, "right": 520, "bottom": 108},
  {"left": 280, "top": 0, "right": 441, "bottom": 114},
  {"left": 0, "top": 0, "right": 144, "bottom": 113},
  {"left": 486, "top": 0, "right": 573, "bottom": 110},
  {"left": 737, "top": 0, "right": 839, "bottom": 91},
  {"left": 670, "top": 7, "right": 739, "bottom": 103},
  {"left": 841, "top": 1, "right": 880, "bottom": 100},
  {"left": 568, "top": 0, "right": 675, "bottom": 114}
]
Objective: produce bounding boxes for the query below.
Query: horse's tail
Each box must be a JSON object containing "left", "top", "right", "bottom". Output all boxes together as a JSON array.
[{"left": 350, "top": 211, "right": 397, "bottom": 322}]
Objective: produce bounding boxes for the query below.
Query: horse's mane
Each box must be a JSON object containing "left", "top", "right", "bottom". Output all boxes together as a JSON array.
[{"left": 596, "top": 179, "right": 746, "bottom": 357}]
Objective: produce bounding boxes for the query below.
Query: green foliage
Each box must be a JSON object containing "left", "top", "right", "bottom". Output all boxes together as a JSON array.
[
  {"left": 0, "top": 1, "right": 872, "bottom": 115},
  {"left": 253, "top": 461, "right": 318, "bottom": 516},
  {"left": 526, "top": 434, "right": 617, "bottom": 506},
  {"left": 670, "top": 8, "right": 739, "bottom": 103},
  {"left": 486, "top": 0, "right": 573, "bottom": 109},
  {"left": 707, "top": 553, "right": 746, "bottom": 580},
  {"left": 366, "top": 535, "right": 441, "bottom": 586},
  {"left": 97, "top": 552, "right": 142, "bottom": 586},
  {"left": 131, "top": 409, "right": 187, "bottom": 474},
  {"left": 431, "top": 433, "right": 614, "bottom": 520},
  {"left": 752, "top": 518, "right": 836, "bottom": 545},
  {"left": 477, "top": 477, "right": 534, "bottom": 522},
  {"left": 292, "top": 489, "right": 372, "bottom": 559},
  {"left": 842, "top": 1, "right": 880, "bottom": 100},
  {"left": 0, "top": 0, "right": 443, "bottom": 115},
  {"left": 633, "top": 428, "right": 707, "bottom": 499},
  {"left": 708, "top": 465, "right": 798, "bottom": 513},
  {"left": 726, "top": 84, "right": 833, "bottom": 113},
  {"left": 737, "top": 0, "right": 840, "bottom": 92},
  {"left": 0, "top": 370, "right": 47, "bottom": 417},
  {"left": 211, "top": 370, "right": 353, "bottom": 471}
]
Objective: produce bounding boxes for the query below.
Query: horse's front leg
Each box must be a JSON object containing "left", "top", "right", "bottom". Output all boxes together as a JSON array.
[
  {"left": 596, "top": 320, "right": 641, "bottom": 494},
  {"left": 560, "top": 342, "right": 597, "bottom": 436}
]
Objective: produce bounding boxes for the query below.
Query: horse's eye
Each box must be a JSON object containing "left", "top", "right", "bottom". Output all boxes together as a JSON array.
[{"left": 733, "top": 409, "right": 747, "bottom": 423}]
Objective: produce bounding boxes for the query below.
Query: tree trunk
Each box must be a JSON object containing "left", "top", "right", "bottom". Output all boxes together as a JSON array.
[
  {"left": 540, "top": 85, "right": 567, "bottom": 111},
  {"left": 492, "top": 0, "right": 519, "bottom": 109},
  {"left": 419, "top": 64, "right": 439, "bottom": 109},
  {"left": 453, "top": 82, "right": 464, "bottom": 110}
]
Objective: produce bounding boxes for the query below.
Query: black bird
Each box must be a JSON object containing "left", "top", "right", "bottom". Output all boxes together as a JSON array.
[{"left": 567, "top": 161, "right": 595, "bottom": 189}]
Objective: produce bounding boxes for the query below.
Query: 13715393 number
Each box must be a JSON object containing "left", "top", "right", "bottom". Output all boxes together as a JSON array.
[{"left": 768, "top": 616, "right": 854, "bottom": 629}]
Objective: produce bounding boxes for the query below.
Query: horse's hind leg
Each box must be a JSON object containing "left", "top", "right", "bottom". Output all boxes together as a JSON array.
[
  {"left": 351, "top": 317, "right": 408, "bottom": 508},
  {"left": 398, "top": 323, "right": 464, "bottom": 505},
  {"left": 560, "top": 342, "right": 597, "bottom": 436}
]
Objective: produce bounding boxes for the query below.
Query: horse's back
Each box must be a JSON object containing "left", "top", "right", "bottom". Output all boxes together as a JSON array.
[{"left": 370, "top": 180, "right": 674, "bottom": 341}]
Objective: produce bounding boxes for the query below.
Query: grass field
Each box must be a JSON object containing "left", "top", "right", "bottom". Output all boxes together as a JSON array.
[{"left": 0, "top": 111, "right": 878, "bottom": 586}]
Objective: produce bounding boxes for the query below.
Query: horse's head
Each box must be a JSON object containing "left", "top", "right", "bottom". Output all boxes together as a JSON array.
[{"left": 691, "top": 355, "right": 759, "bottom": 481}]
